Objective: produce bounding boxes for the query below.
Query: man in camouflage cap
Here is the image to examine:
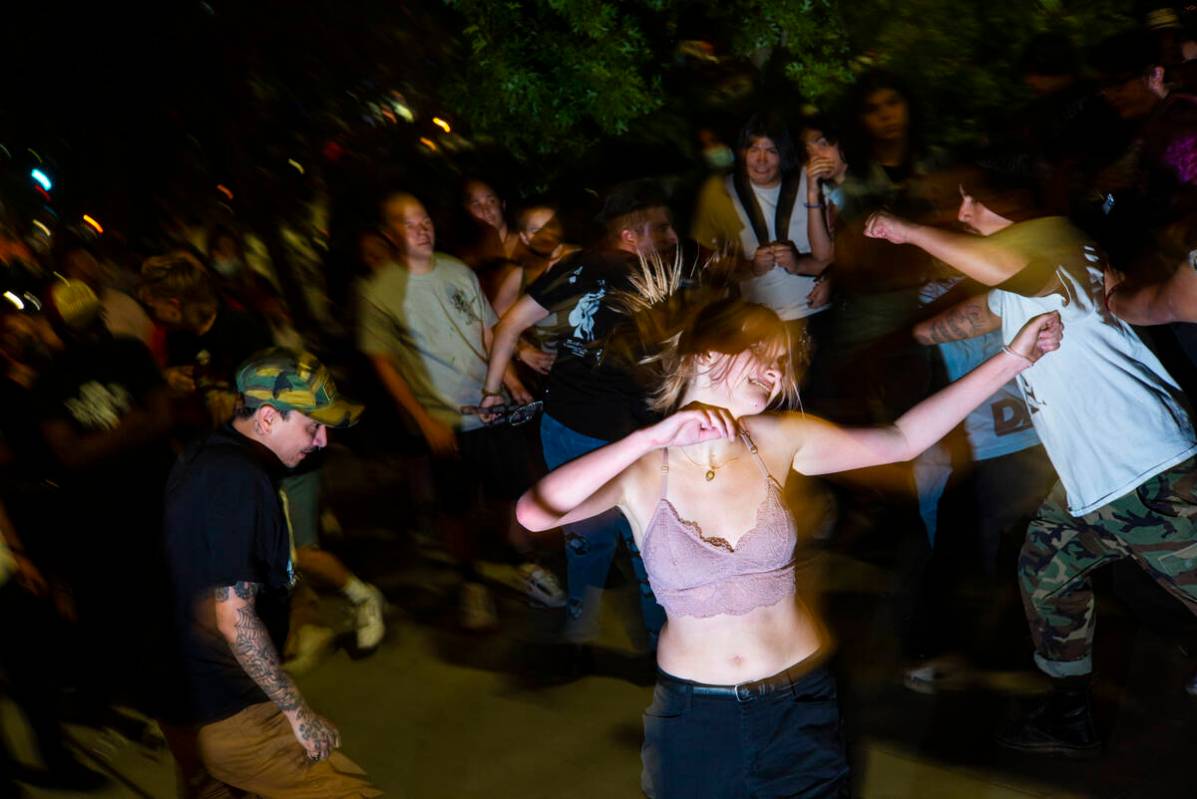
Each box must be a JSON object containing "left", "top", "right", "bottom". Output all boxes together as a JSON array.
[
  {"left": 160, "top": 348, "right": 379, "bottom": 797},
  {"left": 236, "top": 348, "right": 363, "bottom": 440}
]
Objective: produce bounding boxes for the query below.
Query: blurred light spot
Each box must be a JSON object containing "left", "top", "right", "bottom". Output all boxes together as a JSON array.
[
  {"left": 216, "top": 184, "right": 234, "bottom": 200},
  {"left": 3, "top": 291, "right": 24, "bottom": 310},
  {"left": 31, "top": 169, "right": 52, "bottom": 191},
  {"left": 82, "top": 214, "right": 103, "bottom": 234},
  {"left": 288, "top": 158, "right": 305, "bottom": 175},
  {"left": 22, "top": 293, "right": 41, "bottom": 311},
  {"left": 419, "top": 137, "right": 438, "bottom": 152},
  {"left": 432, "top": 117, "right": 451, "bottom": 133},
  {"left": 32, "top": 220, "right": 50, "bottom": 237},
  {"left": 27, "top": 149, "right": 42, "bottom": 164}
]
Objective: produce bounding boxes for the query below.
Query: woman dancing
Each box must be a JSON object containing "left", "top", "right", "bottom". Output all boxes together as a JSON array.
[{"left": 517, "top": 294, "right": 1062, "bottom": 798}]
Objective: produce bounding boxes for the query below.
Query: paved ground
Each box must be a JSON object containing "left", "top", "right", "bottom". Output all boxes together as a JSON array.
[{"left": 6, "top": 446, "right": 1197, "bottom": 798}]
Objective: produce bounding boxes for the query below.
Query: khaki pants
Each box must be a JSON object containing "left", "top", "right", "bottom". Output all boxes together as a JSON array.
[{"left": 165, "top": 703, "right": 382, "bottom": 798}]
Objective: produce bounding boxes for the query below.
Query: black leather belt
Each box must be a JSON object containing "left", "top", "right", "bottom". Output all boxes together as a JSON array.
[{"left": 658, "top": 658, "right": 822, "bottom": 704}]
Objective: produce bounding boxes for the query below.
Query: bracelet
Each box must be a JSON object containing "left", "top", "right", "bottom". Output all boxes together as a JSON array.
[
  {"left": 481, "top": 388, "right": 503, "bottom": 398},
  {"left": 804, "top": 201, "right": 825, "bottom": 209},
  {"left": 1001, "top": 345, "right": 1034, "bottom": 365}
]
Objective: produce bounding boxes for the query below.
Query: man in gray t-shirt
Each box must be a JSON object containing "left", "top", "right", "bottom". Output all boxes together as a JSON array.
[{"left": 359, "top": 192, "right": 539, "bottom": 629}]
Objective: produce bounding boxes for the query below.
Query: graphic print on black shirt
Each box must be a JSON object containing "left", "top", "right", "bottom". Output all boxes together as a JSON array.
[{"left": 526, "top": 250, "right": 656, "bottom": 440}]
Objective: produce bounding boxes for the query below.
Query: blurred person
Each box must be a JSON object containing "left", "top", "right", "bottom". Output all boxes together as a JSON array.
[
  {"left": 1105, "top": 237, "right": 1197, "bottom": 374},
  {"left": 865, "top": 173, "right": 1197, "bottom": 755},
  {"left": 517, "top": 285, "right": 1063, "bottom": 797},
  {"left": 206, "top": 223, "right": 301, "bottom": 348},
  {"left": 358, "top": 229, "right": 397, "bottom": 276},
  {"left": 158, "top": 349, "right": 381, "bottom": 798},
  {"left": 361, "top": 191, "right": 537, "bottom": 630},
  {"left": 690, "top": 112, "right": 834, "bottom": 347},
  {"left": 488, "top": 204, "right": 581, "bottom": 386},
  {"left": 902, "top": 277, "right": 1057, "bottom": 692},
  {"left": 0, "top": 496, "right": 108, "bottom": 796},
  {"left": 1084, "top": 28, "right": 1197, "bottom": 266},
  {"left": 1009, "top": 32, "right": 1124, "bottom": 216},
  {"left": 60, "top": 244, "right": 155, "bottom": 345},
  {"left": 799, "top": 116, "right": 849, "bottom": 214},
  {"left": 482, "top": 180, "right": 679, "bottom": 656},
  {"left": 463, "top": 178, "right": 517, "bottom": 258},
  {"left": 814, "top": 71, "right": 949, "bottom": 425},
  {"left": 34, "top": 278, "right": 176, "bottom": 717},
  {"left": 140, "top": 251, "right": 273, "bottom": 428}
]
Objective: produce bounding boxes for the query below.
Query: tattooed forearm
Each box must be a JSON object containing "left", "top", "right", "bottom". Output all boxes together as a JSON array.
[
  {"left": 917, "top": 300, "right": 994, "bottom": 344},
  {"left": 214, "top": 582, "right": 304, "bottom": 714},
  {"left": 231, "top": 605, "right": 303, "bottom": 712}
]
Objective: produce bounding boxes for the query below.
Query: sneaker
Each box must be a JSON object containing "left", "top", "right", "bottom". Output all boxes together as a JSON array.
[
  {"left": 902, "top": 654, "right": 970, "bottom": 695},
  {"left": 995, "top": 678, "right": 1101, "bottom": 758},
  {"left": 459, "top": 582, "right": 498, "bottom": 631},
  {"left": 519, "top": 563, "right": 567, "bottom": 608},
  {"left": 354, "top": 585, "right": 386, "bottom": 652}
]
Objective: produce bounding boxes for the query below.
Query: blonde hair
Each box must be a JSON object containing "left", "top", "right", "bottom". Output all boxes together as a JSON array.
[{"left": 609, "top": 252, "right": 801, "bottom": 414}]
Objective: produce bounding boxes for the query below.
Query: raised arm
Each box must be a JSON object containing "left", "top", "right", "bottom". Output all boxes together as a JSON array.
[
  {"left": 482, "top": 293, "right": 550, "bottom": 398},
  {"left": 517, "top": 406, "right": 739, "bottom": 532},
  {"left": 791, "top": 311, "right": 1060, "bottom": 476},
  {"left": 1106, "top": 256, "right": 1197, "bottom": 325},
  {"left": 865, "top": 211, "right": 1027, "bottom": 286},
  {"left": 912, "top": 293, "right": 1002, "bottom": 345},
  {"left": 212, "top": 581, "right": 339, "bottom": 761}
]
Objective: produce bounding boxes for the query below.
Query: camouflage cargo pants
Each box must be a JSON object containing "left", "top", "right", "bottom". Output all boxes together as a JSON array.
[{"left": 1019, "top": 456, "right": 1197, "bottom": 678}]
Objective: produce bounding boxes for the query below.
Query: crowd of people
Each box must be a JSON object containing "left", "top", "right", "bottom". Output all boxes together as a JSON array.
[{"left": 2, "top": 15, "right": 1197, "bottom": 799}]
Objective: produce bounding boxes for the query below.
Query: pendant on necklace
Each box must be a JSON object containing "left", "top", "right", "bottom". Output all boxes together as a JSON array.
[{"left": 705, "top": 469, "right": 716, "bottom": 481}]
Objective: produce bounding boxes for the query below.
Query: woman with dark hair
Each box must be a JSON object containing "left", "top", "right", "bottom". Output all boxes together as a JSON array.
[
  {"left": 517, "top": 278, "right": 1063, "bottom": 797},
  {"left": 691, "top": 112, "right": 834, "bottom": 363}
]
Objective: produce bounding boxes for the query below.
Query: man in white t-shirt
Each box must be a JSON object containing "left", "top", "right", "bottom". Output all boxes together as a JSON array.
[
  {"left": 866, "top": 180, "right": 1197, "bottom": 757},
  {"left": 691, "top": 113, "right": 833, "bottom": 336}
]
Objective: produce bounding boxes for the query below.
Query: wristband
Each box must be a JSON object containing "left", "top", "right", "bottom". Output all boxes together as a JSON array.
[
  {"left": 804, "top": 202, "right": 825, "bottom": 209},
  {"left": 481, "top": 388, "right": 503, "bottom": 398},
  {"left": 1001, "top": 345, "right": 1034, "bottom": 365}
]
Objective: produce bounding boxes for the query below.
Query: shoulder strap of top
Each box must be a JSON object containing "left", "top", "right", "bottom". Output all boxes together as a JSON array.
[
  {"left": 740, "top": 430, "right": 775, "bottom": 483},
  {"left": 660, "top": 448, "right": 669, "bottom": 497}
]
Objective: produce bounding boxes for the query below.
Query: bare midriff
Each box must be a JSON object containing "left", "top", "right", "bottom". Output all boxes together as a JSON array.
[{"left": 655, "top": 595, "right": 825, "bottom": 684}]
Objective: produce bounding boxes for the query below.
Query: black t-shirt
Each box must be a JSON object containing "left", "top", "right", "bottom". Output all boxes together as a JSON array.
[
  {"left": 162, "top": 424, "right": 293, "bottom": 725},
  {"left": 526, "top": 249, "right": 655, "bottom": 440},
  {"left": 35, "top": 335, "right": 174, "bottom": 511},
  {"left": 166, "top": 305, "right": 273, "bottom": 391}
]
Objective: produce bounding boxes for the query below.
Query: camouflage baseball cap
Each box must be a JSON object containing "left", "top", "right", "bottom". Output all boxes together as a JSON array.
[{"left": 236, "top": 349, "right": 363, "bottom": 429}]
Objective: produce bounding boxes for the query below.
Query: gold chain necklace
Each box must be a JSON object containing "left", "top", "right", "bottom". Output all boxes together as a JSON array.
[{"left": 679, "top": 443, "right": 746, "bottom": 482}]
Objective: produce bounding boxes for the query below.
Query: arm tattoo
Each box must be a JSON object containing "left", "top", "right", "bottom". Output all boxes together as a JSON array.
[
  {"left": 925, "top": 304, "right": 987, "bottom": 343},
  {"left": 213, "top": 581, "right": 259, "bottom": 603},
  {"left": 222, "top": 585, "right": 304, "bottom": 714}
]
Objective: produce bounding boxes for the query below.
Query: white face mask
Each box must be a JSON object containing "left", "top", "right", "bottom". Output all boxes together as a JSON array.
[
  {"left": 211, "top": 257, "right": 242, "bottom": 277},
  {"left": 704, "top": 145, "right": 735, "bottom": 170}
]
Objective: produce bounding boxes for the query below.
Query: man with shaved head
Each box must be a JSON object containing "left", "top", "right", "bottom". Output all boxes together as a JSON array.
[{"left": 361, "top": 192, "right": 536, "bottom": 629}]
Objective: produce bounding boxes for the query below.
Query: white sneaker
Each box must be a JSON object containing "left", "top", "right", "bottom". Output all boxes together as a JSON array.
[
  {"left": 354, "top": 585, "right": 386, "bottom": 651},
  {"left": 459, "top": 582, "right": 498, "bottom": 631},
  {"left": 519, "top": 563, "right": 566, "bottom": 608}
]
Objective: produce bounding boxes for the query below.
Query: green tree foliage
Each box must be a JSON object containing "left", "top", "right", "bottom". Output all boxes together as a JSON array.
[{"left": 443, "top": 0, "right": 1138, "bottom": 164}]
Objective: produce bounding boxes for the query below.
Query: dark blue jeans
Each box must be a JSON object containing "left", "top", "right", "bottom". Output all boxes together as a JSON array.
[
  {"left": 539, "top": 413, "right": 665, "bottom": 647},
  {"left": 641, "top": 665, "right": 850, "bottom": 798}
]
